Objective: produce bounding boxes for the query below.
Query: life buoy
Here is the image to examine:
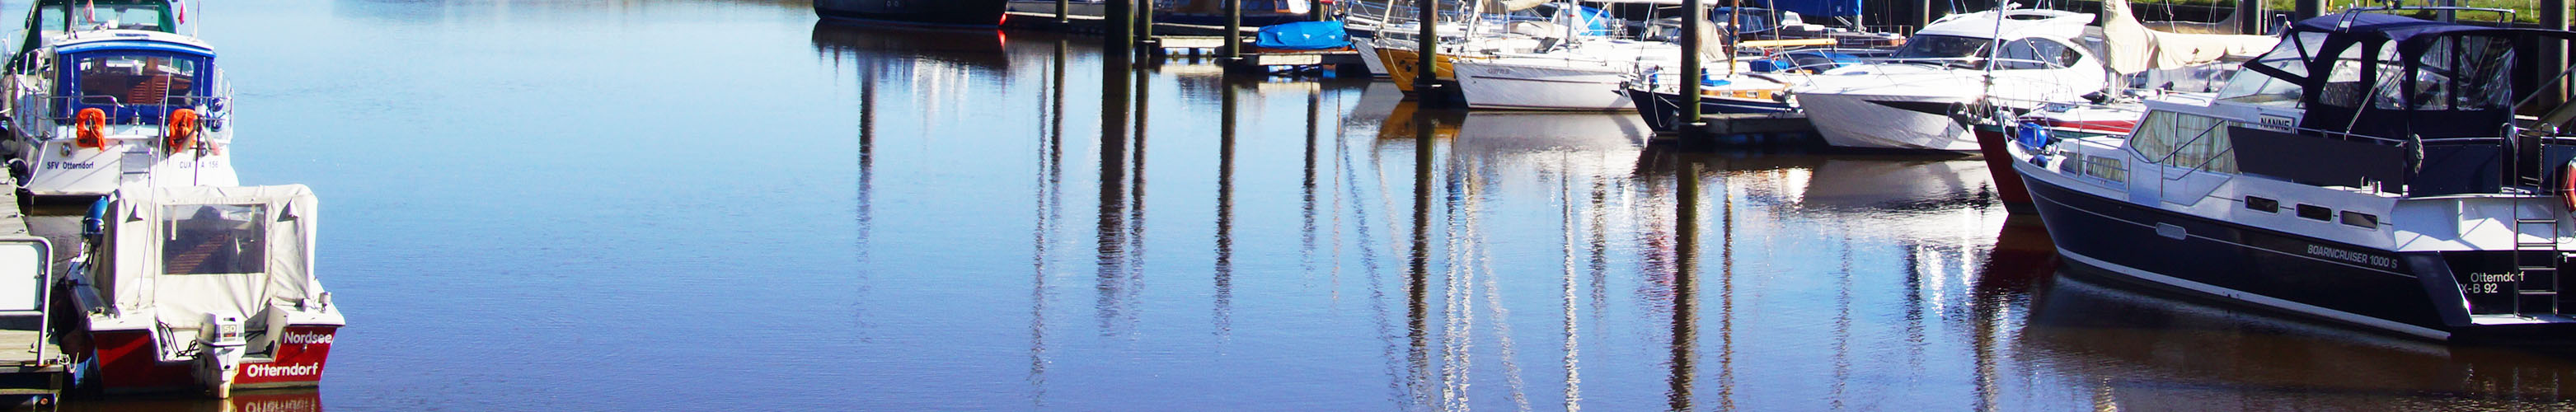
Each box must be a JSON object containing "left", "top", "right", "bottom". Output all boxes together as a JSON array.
[
  {"left": 165, "top": 108, "right": 197, "bottom": 152},
  {"left": 2561, "top": 160, "right": 2576, "bottom": 212},
  {"left": 73, "top": 108, "right": 105, "bottom": 150}
]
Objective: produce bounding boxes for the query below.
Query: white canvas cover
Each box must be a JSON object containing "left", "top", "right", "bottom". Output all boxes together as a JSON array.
[
  {"left": 103, "top": 185, "right": 319, "bottom": 330},
  {"left": 2100, "top": 0, "right": 2279, "bottom": 74}
]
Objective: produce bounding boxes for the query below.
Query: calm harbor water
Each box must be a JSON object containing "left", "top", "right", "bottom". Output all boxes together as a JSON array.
[{"left": 35, "top": 0, "right": 2576, "bottom": 410}]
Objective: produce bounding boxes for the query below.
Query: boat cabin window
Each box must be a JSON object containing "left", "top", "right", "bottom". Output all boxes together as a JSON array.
[
  {"left": 162, "top": 204, "right": 265, "bottom": 276},
  {"left": 1893, "top": 35, "right": 1988, "bottom": 66},
  {"left": 64, "top": 51, "right": 202, "bottom": 109},
  {"left": 2128, "top": 111, "right": 2239, "bottom": 173},
  {"left": 1993, "top": 38, "right": 2082, "bottom": 70},
  {"left": 2396, "top": 35, "right": 2515, "bottom": 111},
  {"left": 86, "top": 6, "right": 170, "bottom": 31},
  {"left": 2217, "top": 32, "right": 2322, "bottom": 107}
]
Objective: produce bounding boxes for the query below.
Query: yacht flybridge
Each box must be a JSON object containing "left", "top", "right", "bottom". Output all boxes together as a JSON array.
[
  {"left": 2010, "top": 11, "right": 2576, "bottom": 341},
  {"left": 1, "top": 0, "right": 235, "bottom": 199},
  {"left": 64, "top": 185, "right": 340, "bottom": 396}
]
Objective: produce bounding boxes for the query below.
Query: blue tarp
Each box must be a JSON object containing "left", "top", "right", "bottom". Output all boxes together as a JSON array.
[
  {"left": 1558, "top": 6, "right": 1614, "bottom": 36},
  {"left": 1255, "top": 21, "right": 1351, "bottom": 50}
]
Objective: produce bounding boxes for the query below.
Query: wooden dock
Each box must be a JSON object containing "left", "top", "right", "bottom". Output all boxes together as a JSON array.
[{"left": 0, "top": 190, "right": 64, "bottom": 408}]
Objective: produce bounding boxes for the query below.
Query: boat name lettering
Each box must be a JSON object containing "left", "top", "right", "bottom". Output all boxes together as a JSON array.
[
  {"left": 2305, "top": 245, "right": 2397, "bottom": 269},
  {"left": 2472, "top": 272, "right": 2526, "bottom": 283},
  {"left": 282, "top": 330, "right": 332, "bottom": 344},
  {"left": 244, "top": 363, "right": 319, "bottom": 378},
  {"left": 40, "top": 162, "right": 90, "bottom": 170},
  {"left": 240, "top": 398, "right": 319, "bottom": 412}
]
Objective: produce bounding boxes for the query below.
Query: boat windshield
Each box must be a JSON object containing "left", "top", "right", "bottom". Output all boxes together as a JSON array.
[
  {"left": 2216, "top": 32, "right": 2320, "bottom": 107},
  {"left": 162, "top": 204, "right": 265, "bottom": 276},
  {"left": 60, "top": 49, "right": 206, "bottom": 119},
  {"left": 1892, "top": 35, "right": 1988, "bottom": 63}
]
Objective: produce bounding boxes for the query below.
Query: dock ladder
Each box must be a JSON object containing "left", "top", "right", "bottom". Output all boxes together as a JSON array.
[{"left": 2512, "top": 132, "right": 2569, "bottom": 316}]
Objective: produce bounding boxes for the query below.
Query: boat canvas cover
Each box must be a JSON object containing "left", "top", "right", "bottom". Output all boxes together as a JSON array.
[
  {"left": 1257, "top": 21, "right": 1352, "bottom": 49},
  {"left": 101, "top": 185, "right": 318, "bottom": 330},
  {"left": 2098, "top": 0, "right": 2275, "bottom": 74},
  {"left": 2244, "top": 14, "right": 2576, "bottom": 140}
]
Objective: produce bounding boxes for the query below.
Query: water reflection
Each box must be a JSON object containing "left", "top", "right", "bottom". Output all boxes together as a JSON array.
[
  {"left": 195, "top": 7, "right": 2576, "bottom": 407},
  {"left": 63, "top": 390, "right": 322, "bottom": 412},
  {"left": 2021, "top": 269, "right": 2576, "bottom": 410}
]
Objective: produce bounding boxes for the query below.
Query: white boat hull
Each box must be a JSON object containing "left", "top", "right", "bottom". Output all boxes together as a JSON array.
[
  {"left": 1796, "top": 91, "right": 1979, "bottom": 152},
  {"left": 17, "top": 132, "right": 237, "bottom": 198},
  {"left": 1453, "top": 59, "right": 1634, "bottom": 111}
]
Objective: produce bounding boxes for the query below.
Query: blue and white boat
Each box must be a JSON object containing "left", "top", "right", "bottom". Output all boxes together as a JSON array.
[
  {"left": 2009, "top": 11, "right": 2576, "bottom": 342},
  {"left": 1, "top": 0, "right": 235, "bottom": 199}
]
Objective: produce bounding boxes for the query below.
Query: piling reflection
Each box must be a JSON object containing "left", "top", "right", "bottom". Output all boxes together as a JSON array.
[{"left": 795, "top": 24, "right": 2576, "bottom": 411}]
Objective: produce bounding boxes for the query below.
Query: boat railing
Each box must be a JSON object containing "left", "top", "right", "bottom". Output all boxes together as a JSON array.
[{"left": 38, "top": 94, "right": 224, "bottom": 126}]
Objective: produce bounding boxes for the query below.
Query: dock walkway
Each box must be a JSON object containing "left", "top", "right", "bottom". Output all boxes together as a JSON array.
[{"left": 0, "top": 189, "right": 64, "bottom": 407}]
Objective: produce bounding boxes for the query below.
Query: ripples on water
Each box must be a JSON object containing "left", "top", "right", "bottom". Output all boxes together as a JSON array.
[{"left": 39, "top": 0, "right": 2576, "bottom": 410}]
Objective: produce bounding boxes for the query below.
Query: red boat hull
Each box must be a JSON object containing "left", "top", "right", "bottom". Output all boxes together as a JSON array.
[{"left": 80, "top": 325, "right": 337, "bottom": 392}]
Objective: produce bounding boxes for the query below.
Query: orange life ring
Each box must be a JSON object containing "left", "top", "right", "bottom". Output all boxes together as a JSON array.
[
  {"left": 2561, "top": 161, "right": 2576, "bottom": 212},
  {"left": 165, "top": 109, "right": 197, "bottom": 152},
  {"left": 73, "top": 108, "right": 105, "bottom": 150}
]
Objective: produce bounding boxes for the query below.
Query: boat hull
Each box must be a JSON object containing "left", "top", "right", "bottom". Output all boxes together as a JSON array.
[
  {"left": 2012, "top": 159, "right": 2576, "bottom": 342},
  {"left": 76, "top": 325, "right": 338, "bottom": 393},
  {"left": 1797, "top": 91, "right": 1978, "bottom": 152},
  {"left": 14, "top": 133, "right": 239, "bottom": 199},
  {"left": 815, "top": 0, "right": 1009, "bottom": 26},
  {"left": 1453, "top": 60, "right": 1633, "bottom": 111},
  {"left": 1623, "top": 89, "right": 1796, "bottom": 133}
]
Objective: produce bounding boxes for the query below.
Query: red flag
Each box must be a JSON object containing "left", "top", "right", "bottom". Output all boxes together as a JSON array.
[{"left": 175, "top": 0, "right": 186, "bottom": 24}]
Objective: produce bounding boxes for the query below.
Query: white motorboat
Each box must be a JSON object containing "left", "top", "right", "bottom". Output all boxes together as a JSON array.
[
  {"left": 1790, "top": 8, "right": 2105, "bottom": 152},
  {"left": 2, "top": 2, "right": 236, "bottom": 199},
  {"left": 2010, "top": 11, "right": 2576, "bottom": 342},
  {"left": 64, "top": 185, "right": 342, "bottom": 397}
]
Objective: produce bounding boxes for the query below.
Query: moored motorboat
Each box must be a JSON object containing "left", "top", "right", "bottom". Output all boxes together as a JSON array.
[
  {"left": 63, "top": 185, "right": 341, "bottom": 396},
  {"left": 2, "top": 0, "right": 237, "bottom": 199},
  {"left": 1790, "top": 7, "right": 2106, "bottom": 152},
  {"left": 2009, "top": 11, "right": 2576, "bottom": 342}
]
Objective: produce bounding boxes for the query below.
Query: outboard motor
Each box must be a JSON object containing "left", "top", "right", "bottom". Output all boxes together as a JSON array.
[{"left": 193, "top": 313, "right": 246, "bottom": 398}]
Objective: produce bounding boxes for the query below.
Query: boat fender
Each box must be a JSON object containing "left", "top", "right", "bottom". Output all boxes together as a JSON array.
[
  {"left": 2561, "top": 160, "right": 2576, "bottom": 212},
  {"left": 80, "top": 196, "right": 106, "bottom": 239},
  {"left": 165, "top": 109, "right": 197, "bottom": 152},
  {"left": 72, "top": 108, "right": 104, "bottom": 150}
]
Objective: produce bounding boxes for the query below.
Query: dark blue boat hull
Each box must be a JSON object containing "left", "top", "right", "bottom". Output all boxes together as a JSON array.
[
  {"left": 1624, "top": 89, "right": 1795, "bottom": 133},
  {"left": 816, "top": 0, "right": 1010, "bottom": 26},
  {"left": 2014, "top": 162, "right": 2576, "bottom": 343}
]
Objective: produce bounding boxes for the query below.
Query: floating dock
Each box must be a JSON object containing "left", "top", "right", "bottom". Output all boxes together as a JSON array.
[{"left": 0, "top": 189, "right": 65, "bottom": 408}]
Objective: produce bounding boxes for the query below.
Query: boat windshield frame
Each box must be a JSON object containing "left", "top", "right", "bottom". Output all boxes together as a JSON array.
[
  {"left": 7, "top": 0, "right": 177, "bottom": 72},
  {"left": 50, "top": 43, "right": 213, "bottom": 123}
]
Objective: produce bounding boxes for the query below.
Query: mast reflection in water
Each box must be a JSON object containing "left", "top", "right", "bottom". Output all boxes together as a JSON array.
[{"left": 172, "top": 1, "right": 2576, "bottom": 407}]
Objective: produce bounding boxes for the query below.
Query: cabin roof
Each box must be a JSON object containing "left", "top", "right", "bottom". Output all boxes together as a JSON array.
[{"left": 54, "top": 30, "right": 211, "bottom": 57}]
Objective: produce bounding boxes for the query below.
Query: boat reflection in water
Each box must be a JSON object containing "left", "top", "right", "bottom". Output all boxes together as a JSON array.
[
  {"left": 800, "top": 22, "right": 2576, "bottom": 410},
  {"left": 60, "top": 389, "right": 321, "bottom": 412},
  {"left": 2023, "top": 268, "right": 2576, "bottom": 409}
]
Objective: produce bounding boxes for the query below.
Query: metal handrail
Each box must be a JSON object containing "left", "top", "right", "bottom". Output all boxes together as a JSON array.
[{"left": 34, "top": 94, "right": 223, "bottom": 124}]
